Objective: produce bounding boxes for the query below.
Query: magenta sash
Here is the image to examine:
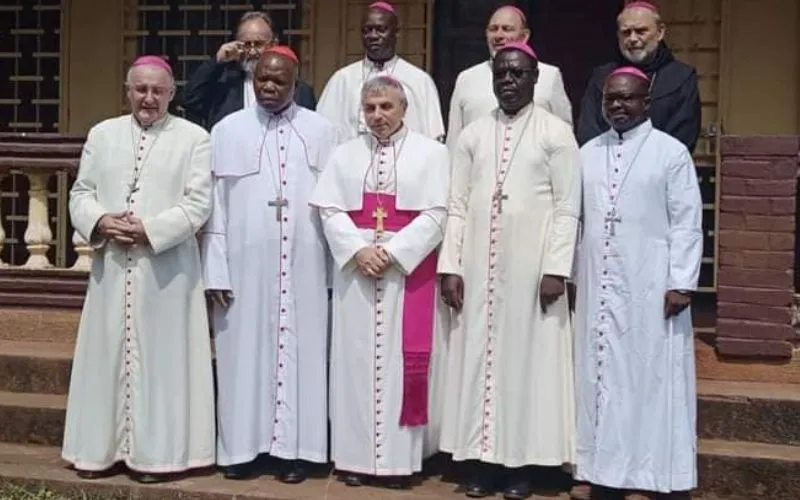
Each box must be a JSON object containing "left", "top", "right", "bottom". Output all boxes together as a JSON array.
[{"left": 348, "top": 193, "right": 437, "bottom": 427}]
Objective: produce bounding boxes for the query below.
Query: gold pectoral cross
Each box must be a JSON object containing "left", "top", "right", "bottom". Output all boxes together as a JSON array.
[{"left": 372, "top": 205, "right": 387, "bottom": 236}]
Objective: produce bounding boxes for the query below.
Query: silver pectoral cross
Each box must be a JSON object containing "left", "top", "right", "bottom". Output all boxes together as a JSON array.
[
  {"left": 605, "top": 208, "right": 622, "bottom": 236},
  {"left": 268, "top": 197, "right": 289, "bottom": 221},
  {"left": 493, "top": 188, "right": 509, "bottom": 214},
  {"left": 126, "top": 182, "right": 139, "bottom": 204}
]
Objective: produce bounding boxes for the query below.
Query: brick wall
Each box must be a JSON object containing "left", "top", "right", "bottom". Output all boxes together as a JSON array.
[{"left": 716, "top": 136, "right": 800, "bottom": 359}]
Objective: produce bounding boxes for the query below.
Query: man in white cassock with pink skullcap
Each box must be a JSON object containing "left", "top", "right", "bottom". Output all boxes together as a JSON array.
[
  {"left": 572, "top": 66, "right": 702, "bottom": 500},
  {"left": 438, "top": 41, "right": 580, "bottom": 499},
  {"left": 62, "top": 55, "right": 215, "bottom": 484}
]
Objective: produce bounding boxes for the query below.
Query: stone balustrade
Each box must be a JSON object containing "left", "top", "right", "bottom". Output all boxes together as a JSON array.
[{"left": 0, "top": 133, "right": 89, "bottom": 272}]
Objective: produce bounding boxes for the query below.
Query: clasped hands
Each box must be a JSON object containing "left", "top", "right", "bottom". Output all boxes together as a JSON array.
[
  {"left": 96, "top": 211, "right": 149, "bottom": 247},
  {"left": 355, "top": 245, "right": 392, "bottom": 278},
  {"left": 440, "top": 274, "right": 566, "bottom": 313}
]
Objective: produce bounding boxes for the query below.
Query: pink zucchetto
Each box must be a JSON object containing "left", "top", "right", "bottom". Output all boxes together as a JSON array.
[
  {"left": 607, "top": 66, "right": 651, "bottom": 82},
  {"left": 130, "top": 55, "right": 173, "bottom": 76},
  {"left": 623, "top": 1, "right": 659, "bottom": 13},
  {"left": 369, "top": 1, "right": 395, "bottom": 14},
  {"left": 496, "top": 5, "right": 527, "bottom": 24},
  {"left": 497, "top": 41, "right": 538, "bottom": 61}
]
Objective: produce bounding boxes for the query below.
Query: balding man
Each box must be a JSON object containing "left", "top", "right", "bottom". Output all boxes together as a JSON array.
[
  {"left": 182, "top": 11, "right": 316, "bottom": 130},
  {"left": 574, "top": 67, "right": 702, "bottom": 500},
  {"left": 577, "top": 1, "right": 701, "bottom": 152},
  {"left": 446, "top": 5, "right": 572, "bottom": 151},
  {"left": 202, "top": 47, "right": 338, "bottom": 483},
  {"left": 62, "top": 55, "right": 215, "bottom": 483},
  {"left": 317, "top": 1, "right": 444, "bottom": 142},
  {"left": 310, "top": 75, "right": 449, "bottom": 489},
  {"left": 438, "top": 42, "right": 580, "bottom": 499}
]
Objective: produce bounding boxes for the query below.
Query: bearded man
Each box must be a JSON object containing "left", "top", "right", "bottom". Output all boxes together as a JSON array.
[
  {"left": 63, "top": 55, "right": 215, "bottom": 484},
  {"left": 576, "top": 1, "right": 701, "bottom": 152}
]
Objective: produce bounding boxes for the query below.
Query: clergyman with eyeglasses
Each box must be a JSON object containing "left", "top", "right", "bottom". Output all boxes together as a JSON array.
[{"left": 182, "top": 11, "right": 317, "bottom": 130}]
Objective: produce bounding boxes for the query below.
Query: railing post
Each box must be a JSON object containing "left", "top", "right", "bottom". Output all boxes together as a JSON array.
[
  {"left": 0, "top": 173, "right": 5, "bottom": 268},
  {"left": 22, "top": 172, "right": 53, "bottom": 269},
  {"left": 70, "top": 229, "right": 91, "bottom": 271}
]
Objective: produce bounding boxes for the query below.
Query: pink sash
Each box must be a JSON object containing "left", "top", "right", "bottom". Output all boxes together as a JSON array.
[{"left": 348, "top": 193, "right": 437, "bottom": 427}]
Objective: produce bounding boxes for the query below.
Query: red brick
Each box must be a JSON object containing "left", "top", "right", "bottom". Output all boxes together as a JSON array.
[
  {"left": 718, "top": 230, "right": 769, "bottom": 250},
  {"left": 721, "top": 158, "right": 797, "bottom": 180},
  {"left": 715, "top": 337, "right": 794, "bottom": 358},
  {"left": 720, "top": 178, "right": 795, "bottom": 197},
  {"left": 716, "top": 318, "right": 795, "bottom": 340},
  {"left": 717, "top": 286, "right": 793, "bottom": 306},
  {"left": 717, "top": 302, "right": 791, "bottom": 323},
  {"left": 717, "top": 266, "right": 792, "bottom": 289},
  {"left": 771, "top": 197, "right": 796, "bottom": 215},
  {"left": 718, "top": 251, "right": 793, "bottom": 270},
  {"left": 718, "top": 213, "right": 745, "bottom": 230},
  {"left": 746, "top": 215, "right": 796, "bottom": 233},
  {"left": 768, "top": 233, "right": 795, "bottom": 251},
  {"left": 719, "top": 196, "right": 771, "bottom": 215},
  {"left": 721, "top": 136, "right": 800, "bottom": 157}
]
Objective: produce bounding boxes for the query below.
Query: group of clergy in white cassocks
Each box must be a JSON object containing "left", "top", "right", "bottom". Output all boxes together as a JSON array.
[{"left": 61, "top": 1, "right": 703, "bottom": 500}]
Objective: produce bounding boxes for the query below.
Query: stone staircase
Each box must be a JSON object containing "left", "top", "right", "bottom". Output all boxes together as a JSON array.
[{"left": 0, "top": 306, "right": 798, "bottom": 499}]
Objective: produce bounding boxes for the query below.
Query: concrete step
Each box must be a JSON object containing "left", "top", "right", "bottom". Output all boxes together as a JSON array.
[
  {"left": 0, "top": 340, "right": 73, "bottom": 395},
  {"left": 697, "top": 379, "right": 800, "bottom": 445},
  {"left": 697, "top": 439, "right": 800, "bottom": 499},
  {"left": 0, "top": 443, "right": 564, "bottom": 500},
  {"left": 0, "top": 307, "right": 79, "bottom": 343},
  {"left": 0, "top": 391, "right": 65, "bottom": 446}
]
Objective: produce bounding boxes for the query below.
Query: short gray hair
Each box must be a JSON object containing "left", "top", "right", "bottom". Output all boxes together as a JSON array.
[{"left": 361, "top": 75, "right": 408, "bottom": 109}]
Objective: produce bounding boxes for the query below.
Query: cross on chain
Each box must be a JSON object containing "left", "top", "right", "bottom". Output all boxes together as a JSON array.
[
  {"left": 493, "top": 188, "right": 509, "bottom": 214},
  {"left": 605, "top": 208, "right": 622, "bottom": 236},
  {"left": 268, "top": 197, "right": 289, "bottom": 222},
  {"left": 126, "top": 182, "right": 139, "bottom": 205},
  {"left": 372, "top": 205, "right": 387, "bottom": 236}
]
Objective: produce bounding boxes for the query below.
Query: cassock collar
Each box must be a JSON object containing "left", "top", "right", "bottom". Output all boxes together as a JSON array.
[
  {"left": 610, "top": 118, "right": 653, "bottom": 143},
  {"left": 256, "top": 102, "right": 298, "bottom": 123},
  {"left": 370, "top": 124, "right": 408, "bottom": 147},
  {"left": 497, "top": 102, "right": 534, "bottom": 125},
  {"left": 132, "top": 113, "right": 170, "bottom": 134},
  {"left": 364, "top": 54, "right": 399, "bottom": 72}
]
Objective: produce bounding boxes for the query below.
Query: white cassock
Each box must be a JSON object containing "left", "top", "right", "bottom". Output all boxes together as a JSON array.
[
  {"left": 309, "top": 127, "right": 450, "bottom": 476},
  {"left": 437, "top": 104, "right": 580, "bottom": 467},
  {"left": 446, "top": 60, "right": 572, "bottom": 152},
  {"left": 63, "top": 114, "right": 215, "bottom": 473},
  {"left": 317, "top": 56, "right": 445, "bottom": 142},
  {"left": 573, "top": 119, "right": 702, "bottom": 493},
  {"left": 202, "top": 104, "right": 338, "bottom": 466}
]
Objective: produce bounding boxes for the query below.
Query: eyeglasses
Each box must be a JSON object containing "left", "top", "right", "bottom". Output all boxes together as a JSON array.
[{"left": 603, "top": 93, "right": 648, "bottom": 103}]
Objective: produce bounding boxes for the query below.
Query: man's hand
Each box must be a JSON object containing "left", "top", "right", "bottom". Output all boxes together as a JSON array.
[
  {"left": 354, "top": 246, "right": 390, "bottom": 278},
  {"left": 216, "top": 41, "right": 243, "bottom": 63},
  {"left": 664, "top": 290, "right": 691, "bottom": 319},
  {"left": 441, "top": 274, "right": 464, "bottom": 312},
  {"left": 96, "top": 212, "right": 135, "bottom": 245},
  {"left": 124, "top": 215, "right": 150, "bottom": 246},
  {"left": 208, "top": 290, "right": 233, "bottom": 309},
  {"left": 540, "top": 274, "right": 566, "bottom": 313}
]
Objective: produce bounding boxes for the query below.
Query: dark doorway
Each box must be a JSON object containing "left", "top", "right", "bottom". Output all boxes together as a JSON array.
[{"left": 432, "top": 0, "right": 624, "bottom": 128}]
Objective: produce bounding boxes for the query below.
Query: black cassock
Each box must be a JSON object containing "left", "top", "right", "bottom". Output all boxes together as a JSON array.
[{"left": 576, "top": 41, "right": 702, "bottom": 153}]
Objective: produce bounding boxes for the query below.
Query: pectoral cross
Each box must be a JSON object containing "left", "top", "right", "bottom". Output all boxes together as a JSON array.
[
  {"left": 126, "top": 181, "right": 139, "bottom": 204},
  {"left": 493, "top": 188, "right": 508, "bottom": 214},
  {"left": 268, "top": 197, "right": 288, "bottom": 221},
  {"left": 605, "top": 208, "right": 622, "bottom": 236},
  {"left": 372, "top": 205, "right": 387, "bottom": 235}
]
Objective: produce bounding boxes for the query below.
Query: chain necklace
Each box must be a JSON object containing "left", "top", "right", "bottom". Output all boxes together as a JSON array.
[
  {"left": 493, "top": 105, "right": 534, "bottom": 202},
  {"left": 127, "top": 114, "right": 169, "bottom": 204}
]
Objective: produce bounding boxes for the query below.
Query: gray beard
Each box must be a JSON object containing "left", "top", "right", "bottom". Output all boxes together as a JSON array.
[{"left": 241, "top": 59, "right": 257, "bottom": 74}]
